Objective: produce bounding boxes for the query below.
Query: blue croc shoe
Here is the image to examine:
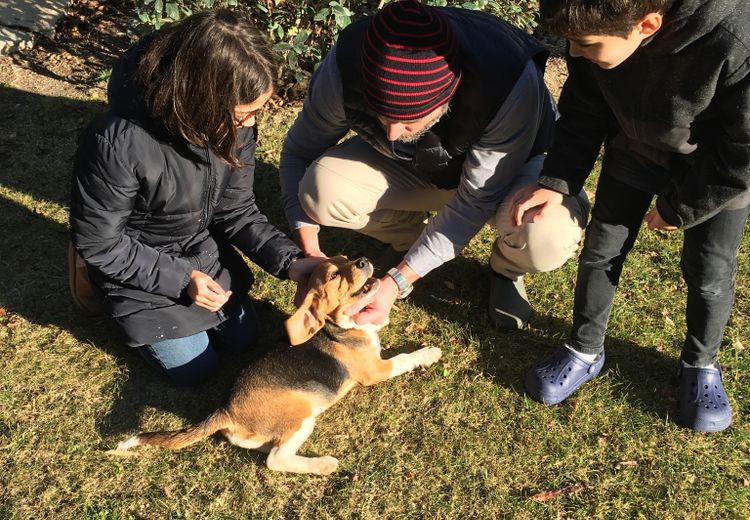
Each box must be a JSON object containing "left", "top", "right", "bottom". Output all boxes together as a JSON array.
[
  {"left": 678, "top": 361, "right": 732, "bottom": 432},
  {"left": 525, "top": 345, "right": 605, "bottom": 405}
]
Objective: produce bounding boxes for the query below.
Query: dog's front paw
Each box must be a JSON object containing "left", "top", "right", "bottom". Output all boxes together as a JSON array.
[
  {"left": 417, "top": 347, "right": 442, "bottom": 367},
  {"left": 314, "top": 455, "right": 339, "bottom": 475}
]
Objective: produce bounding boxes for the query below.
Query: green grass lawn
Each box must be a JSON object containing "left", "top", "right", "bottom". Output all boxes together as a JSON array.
[{"left": 1, "top": 84, "right": 749, "bottom": 520}]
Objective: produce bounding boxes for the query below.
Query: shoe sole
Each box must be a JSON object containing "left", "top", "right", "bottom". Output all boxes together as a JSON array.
[{"left": 680, "top": 413, "right": 732, "bottom": 433}]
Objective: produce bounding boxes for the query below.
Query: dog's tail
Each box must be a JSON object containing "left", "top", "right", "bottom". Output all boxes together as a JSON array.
[{"left": 114, "top": 409, "right": 232, "bottom": 451}]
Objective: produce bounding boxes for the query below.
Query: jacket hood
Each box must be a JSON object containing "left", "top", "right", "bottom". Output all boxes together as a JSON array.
[
  {"left": 106, "top": 35, "right": 168, "bottom": 135},
  {"left": 645, "top": 0, "right": 740, "bottom": 54}
]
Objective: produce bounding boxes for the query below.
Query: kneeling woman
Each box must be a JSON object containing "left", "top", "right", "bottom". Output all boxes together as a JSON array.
[{"left": 70, "top": 10, "right": 320, "bottom": 385}]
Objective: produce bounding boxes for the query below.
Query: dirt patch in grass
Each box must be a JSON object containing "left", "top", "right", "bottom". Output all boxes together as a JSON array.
[{"left": 1, "top": 0, "right": 131, "bottom": 97}]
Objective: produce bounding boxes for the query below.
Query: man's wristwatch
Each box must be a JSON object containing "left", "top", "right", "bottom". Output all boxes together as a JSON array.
[{"left": 386, "top": 268, "right": 413, "bottom": 299}]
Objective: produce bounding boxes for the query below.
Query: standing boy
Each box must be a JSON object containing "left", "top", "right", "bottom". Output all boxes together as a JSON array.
[{"left": 515, "top": 0, "right": 749, "bottom": 431}]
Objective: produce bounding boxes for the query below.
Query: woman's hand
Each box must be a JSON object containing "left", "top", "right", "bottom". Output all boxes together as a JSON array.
[
  {"left": 288, "top": 256, "right": 329, "bottom": 307},
  {"left": 187, "top": 270, "right": 232, "bottom": 312}
]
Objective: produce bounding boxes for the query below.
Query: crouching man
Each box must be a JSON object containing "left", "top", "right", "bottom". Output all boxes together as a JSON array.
[{"left": 280, "top": 0, "right": 589, "bottom": 327}]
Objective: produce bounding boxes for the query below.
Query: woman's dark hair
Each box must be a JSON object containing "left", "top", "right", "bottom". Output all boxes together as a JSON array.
[
  {"left": 539, "top": 0, "right": 676, "bottom": 39},
  {"left": 136, "top": 9, "right": 276, "bottom": 167}
]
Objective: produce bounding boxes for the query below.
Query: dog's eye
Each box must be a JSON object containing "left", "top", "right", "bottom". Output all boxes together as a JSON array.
[{"left": 329, "top": 271, "right": 340, "bottom": 281}]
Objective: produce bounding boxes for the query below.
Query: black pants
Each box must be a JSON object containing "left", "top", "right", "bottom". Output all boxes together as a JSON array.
[{"left": 570, "top": 173, "right": 749, "bottom": 366}]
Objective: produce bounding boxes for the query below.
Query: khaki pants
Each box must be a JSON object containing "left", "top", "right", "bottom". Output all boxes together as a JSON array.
[{"left": 299, "top": 138, "right": 587, "bottom": 279}]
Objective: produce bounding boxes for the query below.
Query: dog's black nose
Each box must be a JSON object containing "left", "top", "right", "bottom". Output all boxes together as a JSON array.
[{"left": 356, "top": 258, "right": 367, "bottom": 269}]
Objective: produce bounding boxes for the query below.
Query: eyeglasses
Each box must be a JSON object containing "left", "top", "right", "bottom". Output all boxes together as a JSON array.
[{"left": 234, "top": 110, "right": 257, "bottom": 128}]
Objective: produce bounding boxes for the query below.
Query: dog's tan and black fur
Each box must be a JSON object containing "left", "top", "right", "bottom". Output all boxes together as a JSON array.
[{"left": 114, "top": 256, "right": 441, "bottom": 474}]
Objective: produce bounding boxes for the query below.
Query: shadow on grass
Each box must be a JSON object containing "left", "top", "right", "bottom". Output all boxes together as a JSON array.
[
  {"left": 0, "top": 86, "right": 299, "bottom": 441},
  {"left": 0, "top": 190, "right": 292, "bottom": 439},
  {"left": 1, "top": 83, "right": 679, "bottom": 446},
  {"left": 408, "top": 254, "right": 680, "bottom": 420},
  {"left": 250, "top": 155, "right": 682, "bottom": 423},
  {"left": 0, "top": 85, "right": 107, "bottom": 205},
  {"left": 94, "top": 298, "right": 291, "bottom": 438}
]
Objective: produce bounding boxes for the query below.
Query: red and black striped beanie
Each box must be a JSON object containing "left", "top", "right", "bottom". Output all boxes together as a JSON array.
[{"left": 362, "top": 0, "right": 461, "bottom": 121}]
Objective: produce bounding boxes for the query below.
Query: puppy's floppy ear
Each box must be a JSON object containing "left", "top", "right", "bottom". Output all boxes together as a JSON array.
[{"left": 285, "top": 291, "right": 326, "bottom": 346}]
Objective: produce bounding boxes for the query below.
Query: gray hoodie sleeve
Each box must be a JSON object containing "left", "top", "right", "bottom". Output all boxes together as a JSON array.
[
  {"left": 280, "top": 55, "right": 554, "bottom": 278},
  {"left": 279, "top": 46, "right": 349, "bottom": 230},
  {"left": 404, "top": 61, "right": 555, "bottom": 277}
]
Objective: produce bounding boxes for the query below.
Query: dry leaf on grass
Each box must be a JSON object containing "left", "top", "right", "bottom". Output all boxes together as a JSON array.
[{"left": 406, "top": 322, "right": 426, "bottom": 333}]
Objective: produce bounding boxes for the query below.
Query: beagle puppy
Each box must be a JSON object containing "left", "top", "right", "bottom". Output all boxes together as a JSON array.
[{"left": 113, "top": 256, "right": 442, "bottom": 474}]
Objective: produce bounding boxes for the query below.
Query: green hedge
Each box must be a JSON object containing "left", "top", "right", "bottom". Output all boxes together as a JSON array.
[{"left": 134, "top": 0, "right": 539, "bottom": 98}]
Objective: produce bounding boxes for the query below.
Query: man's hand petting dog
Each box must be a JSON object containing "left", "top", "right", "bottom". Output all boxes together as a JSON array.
[{"left": 345, "top": 274, "right": 398, "bottom": 325}]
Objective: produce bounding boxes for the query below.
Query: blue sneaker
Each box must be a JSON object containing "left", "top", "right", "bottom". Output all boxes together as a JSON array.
[
  {"left": 678, "top": 361, "right": 732, "bottom": 432},
  {"left": 525, "top": 345, "right": 605, "bottom": 405}
]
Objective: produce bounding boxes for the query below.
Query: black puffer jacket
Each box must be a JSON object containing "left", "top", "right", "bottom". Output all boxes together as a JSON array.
[
  {"left": 70, "top": 38, "right": 301, "bottom": 346},
  {"left": 539, "top": 0, "right": 749, "bottom": 228}
]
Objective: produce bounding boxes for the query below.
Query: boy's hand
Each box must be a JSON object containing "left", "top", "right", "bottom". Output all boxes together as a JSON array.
[
  {"left": 510, "top": 185, "right": 564, "bottom": 226},
  {"left": 187, "top": 270, "right": 232, "bottom": 312},
  {"left": 644, "top": 208, "right": 678, "bottom": 231}
]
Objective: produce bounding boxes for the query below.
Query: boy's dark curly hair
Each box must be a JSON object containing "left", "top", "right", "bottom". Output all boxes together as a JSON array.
[{"left": 540, "top": 0, "right": 676, "bottom": 38}]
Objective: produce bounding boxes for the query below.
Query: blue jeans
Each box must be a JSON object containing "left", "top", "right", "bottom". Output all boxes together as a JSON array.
[
  {"left": 138, "top": 296, "right": 260, "bottom": 386},
  {"left": 570, "top": 173, "right": 749, "bottom": 366}
]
